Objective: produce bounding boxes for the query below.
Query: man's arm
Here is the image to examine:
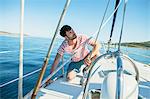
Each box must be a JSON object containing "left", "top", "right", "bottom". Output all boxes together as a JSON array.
[
  {"left": 50, "top": 53, "right": 62, "bottom": 74},
  {"left": 84, "top": 41, "right": 100, "bottom": 66}
]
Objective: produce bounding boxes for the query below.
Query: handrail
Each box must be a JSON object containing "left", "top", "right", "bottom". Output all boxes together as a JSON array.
[
  {"left": 82, "top": 51, "right": 140, "bottom": 99},
  {"left": 122, "top": 55, "right": 140, "bottom": 81},
  {"left": 82, "top": 52, "right": 112, "bottom": 99}
]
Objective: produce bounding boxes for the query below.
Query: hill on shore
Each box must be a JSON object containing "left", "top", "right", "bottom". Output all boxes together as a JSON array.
[
  {"left": 1, "top": 31, "right": 149, "bottom": 49},
  {"left": 0, "top": 31, "right": 29, "bottom": 37},
  {"left": 113, "top": 41, "right": 150, "bottom": 49}
]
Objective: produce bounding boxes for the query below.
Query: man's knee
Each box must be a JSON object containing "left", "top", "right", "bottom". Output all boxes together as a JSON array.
[
  {"left": 67, "top": 75, "right": 73, "bottom": 80},
  {"left": 66, "top": 71, "right": 76, "bottom": 80}
]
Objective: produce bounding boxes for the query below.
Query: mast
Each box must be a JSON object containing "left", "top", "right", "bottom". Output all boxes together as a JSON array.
[{"left": 18, "top": 0, "right": 25, "bottom": 98}]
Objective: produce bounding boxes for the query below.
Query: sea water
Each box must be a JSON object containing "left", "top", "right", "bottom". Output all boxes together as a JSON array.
[{"left": 0, "top": 36, "right": 149, "bottom": 99}]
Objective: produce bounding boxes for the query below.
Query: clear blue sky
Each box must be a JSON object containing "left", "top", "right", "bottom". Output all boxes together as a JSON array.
[{"left": 0, "top": 0, "right": 149, "bottom": 42}]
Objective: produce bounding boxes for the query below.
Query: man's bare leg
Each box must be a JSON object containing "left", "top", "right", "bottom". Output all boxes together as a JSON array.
[{"left": 67, "top": 70, "right": 77, "bottom": 81}]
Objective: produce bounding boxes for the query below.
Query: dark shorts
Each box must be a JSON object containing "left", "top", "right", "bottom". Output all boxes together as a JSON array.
[{"left": 67, "top": 59, "right": 84, "bottom": 74}]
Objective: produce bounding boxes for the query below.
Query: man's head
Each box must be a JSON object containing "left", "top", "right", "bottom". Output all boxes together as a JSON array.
[{"left": 60, "top": 25, "right": 77, "bottom": 40}]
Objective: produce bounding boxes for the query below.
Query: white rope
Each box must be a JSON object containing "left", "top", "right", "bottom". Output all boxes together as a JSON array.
[{"left": 0, "top": 68, "right": 41, "bottom": 88}]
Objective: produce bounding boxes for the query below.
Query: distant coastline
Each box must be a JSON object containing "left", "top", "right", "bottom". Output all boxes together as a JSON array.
[
  {"left": 1, "top": 31, "right": 149, "bottom": 49},
  {"left": 0, "top": 31, "right": 29, "bottom": 37},
  {"left": 113, "top": 41, "right": 150, "bottom": 49}
]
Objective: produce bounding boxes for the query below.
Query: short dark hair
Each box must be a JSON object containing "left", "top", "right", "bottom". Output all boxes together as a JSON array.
[{"left": 60, "top": 25, "right": 72, "bottom": 37}]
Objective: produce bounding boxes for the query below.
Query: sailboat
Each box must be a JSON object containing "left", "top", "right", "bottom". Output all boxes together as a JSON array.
[{"left": 3, "top": 0, "right": 148, "bottom": 99}]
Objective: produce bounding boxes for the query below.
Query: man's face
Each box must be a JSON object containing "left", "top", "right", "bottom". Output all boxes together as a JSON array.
[{"left": 65, "top": 29, "right": 77, "bottom": 40}]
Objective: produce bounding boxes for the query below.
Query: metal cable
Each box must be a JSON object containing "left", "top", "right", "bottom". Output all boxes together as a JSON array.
[
  {"left": 0, "top": 68, "right": 41, "bottom": 88},
  {"left": 118, "top": 0, "right": 128, "bottom": 51},
  {"left": 94, "top": 0, "right": 111, "bottom": 43}
]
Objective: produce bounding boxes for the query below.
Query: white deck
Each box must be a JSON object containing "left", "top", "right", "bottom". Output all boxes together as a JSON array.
[{"left": 25, "top": 56, "right": 150, "bottom": 99}]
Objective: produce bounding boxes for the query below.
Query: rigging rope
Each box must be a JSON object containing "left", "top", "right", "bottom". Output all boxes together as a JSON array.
[
  {"left": 94, "top": 0, "right": 110, "bottom": 43},
  {"left": 107, "top": 0, "right": 120, "bottom": 52},
  {"left": 110, "top": 0, "right": 120, "bottom": 40},
  {"left": 86, "top": 0, "right": 111, "bottom": 67},
  {"left": 118, "top": 0, "right": 128, "bottom": 51}
]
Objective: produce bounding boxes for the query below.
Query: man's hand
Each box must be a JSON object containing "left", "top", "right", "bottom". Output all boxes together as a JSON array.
[
  {"left": 84, "top": 55, "right": 92, "bottom": 66},
  {"left": 84, "top": 54, "right": 97, "bottom": 66},
  {"left": 84, "top": 39, "right": 100, "bottom": 66}
]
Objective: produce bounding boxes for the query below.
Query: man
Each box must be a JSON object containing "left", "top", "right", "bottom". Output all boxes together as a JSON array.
[{"left": 50, "top": 25, "right": 100, "bottom": 81}]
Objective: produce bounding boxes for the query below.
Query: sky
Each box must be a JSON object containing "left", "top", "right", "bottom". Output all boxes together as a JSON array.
[{"left": 0, "top": 0, "right": 149, "bottom": 43}]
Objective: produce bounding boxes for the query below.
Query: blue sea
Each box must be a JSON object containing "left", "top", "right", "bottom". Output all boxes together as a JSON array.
[{"left": 0, "top": 36, "right": 150, "bottom": 99}]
